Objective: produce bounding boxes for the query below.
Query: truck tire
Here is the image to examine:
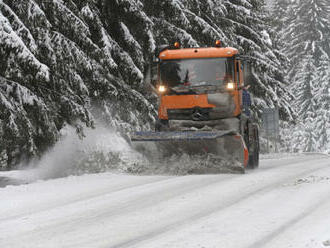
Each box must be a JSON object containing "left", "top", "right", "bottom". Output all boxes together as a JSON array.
[
  {"left": 247, "top": 124, "right": 259, "bottom": 169},
  {"left": 248, "top": 147, "right": 259, "bottom": 169}
]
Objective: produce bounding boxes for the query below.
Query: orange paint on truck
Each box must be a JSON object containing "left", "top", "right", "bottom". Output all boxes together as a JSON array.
[
  {"left": 159, "top": 91, "right": 242, "bottom": 119},
  {"left": 232, "top": 90, "right": 242, "bottom": 117},
  {"left": 159, "top": 47, "right": 239, "bottom": 60},
  {"left": 159, "top": 94, "right": 215, "bottom": 119}
]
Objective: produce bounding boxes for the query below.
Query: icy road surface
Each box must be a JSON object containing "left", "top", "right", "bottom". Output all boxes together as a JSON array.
[{"left": 1, "top": 154, "right": 330, "bottom": 248}]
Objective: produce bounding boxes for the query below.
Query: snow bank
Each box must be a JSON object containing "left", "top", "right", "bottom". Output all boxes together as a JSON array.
[{"left": 3, "top": 126, "right": 143, "bottom": 183}]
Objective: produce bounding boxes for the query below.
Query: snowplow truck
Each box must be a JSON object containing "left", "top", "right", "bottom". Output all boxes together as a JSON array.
[{"left": 131, "top": 41, "right": 259, "bottom": 173}]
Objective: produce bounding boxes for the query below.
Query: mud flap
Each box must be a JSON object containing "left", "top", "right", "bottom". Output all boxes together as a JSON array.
[{"left": 130, "top": 130, "right": 247, "bottom": 174}]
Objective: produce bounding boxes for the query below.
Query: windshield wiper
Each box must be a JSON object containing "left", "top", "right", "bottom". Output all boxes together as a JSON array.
[
  {"left": 170, "top": 87, "right": 196, "bottom": 94},
  {"left": 171, "top": 82, "right": 226, "bottom": 94},
  {"left": 188, "top": 82, "right": 217, "bottom": 87}
]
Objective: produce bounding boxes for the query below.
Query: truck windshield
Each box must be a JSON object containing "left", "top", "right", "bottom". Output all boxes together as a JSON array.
[{"left": 159, "top": 58, "right": 234, "bottom": 89}]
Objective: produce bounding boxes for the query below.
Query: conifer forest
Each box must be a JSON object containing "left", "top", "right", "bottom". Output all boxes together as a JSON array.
[{"left": 0, "top": 0, "right": 329, "bottom": 169}]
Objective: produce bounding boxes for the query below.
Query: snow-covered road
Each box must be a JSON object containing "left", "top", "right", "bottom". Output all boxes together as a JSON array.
[{"left": 1, "top": 154, "right": 330, "bottom": 248}]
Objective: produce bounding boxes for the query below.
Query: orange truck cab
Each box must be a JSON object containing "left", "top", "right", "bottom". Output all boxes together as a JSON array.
[{"left": 155, "top": 43, "right": 245, "bottom": 123}]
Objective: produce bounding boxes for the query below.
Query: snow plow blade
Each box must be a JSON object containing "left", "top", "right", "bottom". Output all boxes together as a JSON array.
[{"left": 130, "top": 130, "right": 248, "bottom": 174}]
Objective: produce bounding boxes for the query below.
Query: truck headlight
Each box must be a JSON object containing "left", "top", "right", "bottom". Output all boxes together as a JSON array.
[
  {"left": 158, "top": 85, "right": 166, "bottom": 93},
  {"left": 226, "top": 82, "right": 235, "bottom": 90}
]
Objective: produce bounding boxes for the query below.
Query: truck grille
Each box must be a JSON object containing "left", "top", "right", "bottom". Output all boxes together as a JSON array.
[{"left": 167, "top": 108, "right": 212, "bottom": 121}]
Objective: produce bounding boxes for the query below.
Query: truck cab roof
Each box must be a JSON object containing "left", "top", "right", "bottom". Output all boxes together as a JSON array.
[{"left": 159, "top": 47, "right": 239, "bottom": 60}]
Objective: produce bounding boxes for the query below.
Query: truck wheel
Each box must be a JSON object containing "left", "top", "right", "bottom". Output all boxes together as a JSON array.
[
  {"left": 247, "top": 148, "right": 258, "bottom": 169},
  {"left": 253, "top": 148, "right": 259, "bottom": 168},
  {"left": 247, "top": 128, "right": 259, "bottom": 169},
  {"left": 247, "top": 154, "right": 255, "bottom": 169}
]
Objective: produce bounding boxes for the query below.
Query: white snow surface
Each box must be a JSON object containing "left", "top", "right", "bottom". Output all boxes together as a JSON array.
[{"left": 1, "top": 154, "right": 330, "bottom": 248}]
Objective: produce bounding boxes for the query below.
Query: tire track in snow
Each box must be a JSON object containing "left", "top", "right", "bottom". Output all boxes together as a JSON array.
[
  {"left": 111, "top": 159, "right": 330, "bottom": 248},
  {"left": 247, "top": 200, "right": 330, "bottom": 248},
  {"left": 0, "top": 176, "right": 173, "bottom": 222},
  {"left": 0, "top": 173, "right": 236, "bottom": 240},
  {"left": 1, "top": 156, "right": 329, "bottom": 248},
  {"left": 246, "top": 187, "right": 330, "bottom": 248},
  {"left": 1, "top": 154, "right": 325, "bottom": 223},
  {"left": 85, "top": 157, "right": 330, "bottom": 230},
  {"left": 256, "top": 155, "right": 328, "bottom": 173},
  {"left": 3, "top": 155, "right": 323, "bottom": 234},
  {"left": 7, "top": 155, "right": 327, "bottom": 222}
]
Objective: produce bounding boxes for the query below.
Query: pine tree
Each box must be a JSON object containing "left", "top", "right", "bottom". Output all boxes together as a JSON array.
[
  {"left": 285, "top": 0, "right": 330, "bottom": 77},
  {"left": 271, "top": 0, "right": 290, "bottom": 33},
  {"left": 276, "top": 0, "right": 330, "bottom": 152},
  {"left": 292, "top": 53, "right": 319, "bottom": 151},
  {"left": 314, "top": 54, "right": 330, "bottom": 152}
]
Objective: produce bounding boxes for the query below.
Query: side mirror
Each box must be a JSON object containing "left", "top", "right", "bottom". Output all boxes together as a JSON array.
[
  {"left": 145, "top": 57, "right": 159, "bottom": 87},
  {"left": 152, "top": 56, "right": 159, "bottom": 63}
]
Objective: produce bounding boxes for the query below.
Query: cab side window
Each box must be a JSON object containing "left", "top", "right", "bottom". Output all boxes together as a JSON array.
[{"left": 236, "top": 61, "right": 240, "bottom": 85}]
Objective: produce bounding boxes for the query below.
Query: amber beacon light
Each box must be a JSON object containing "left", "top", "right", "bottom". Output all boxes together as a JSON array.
[
  {"left": 174, "top": 42, "right": 181, "bottom": 48},
  {"left": 215, "top": 40, "right": 221, "bottom": 47}
]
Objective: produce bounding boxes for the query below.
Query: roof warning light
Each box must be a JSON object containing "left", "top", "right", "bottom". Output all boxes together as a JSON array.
[
  {"left": 215, "top": 40, "right": 221, "bottom": 47},
  {"left": 174, "top": 42, "right": 181, "bottom": 48}
]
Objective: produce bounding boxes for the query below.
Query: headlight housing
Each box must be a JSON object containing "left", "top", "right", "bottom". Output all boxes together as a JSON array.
[
  {"left": 158, "top": 85, "right": 166, "bottom": 93},
  {"left": 226, "top": 81, "right": 235, "bottom": 90}
]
